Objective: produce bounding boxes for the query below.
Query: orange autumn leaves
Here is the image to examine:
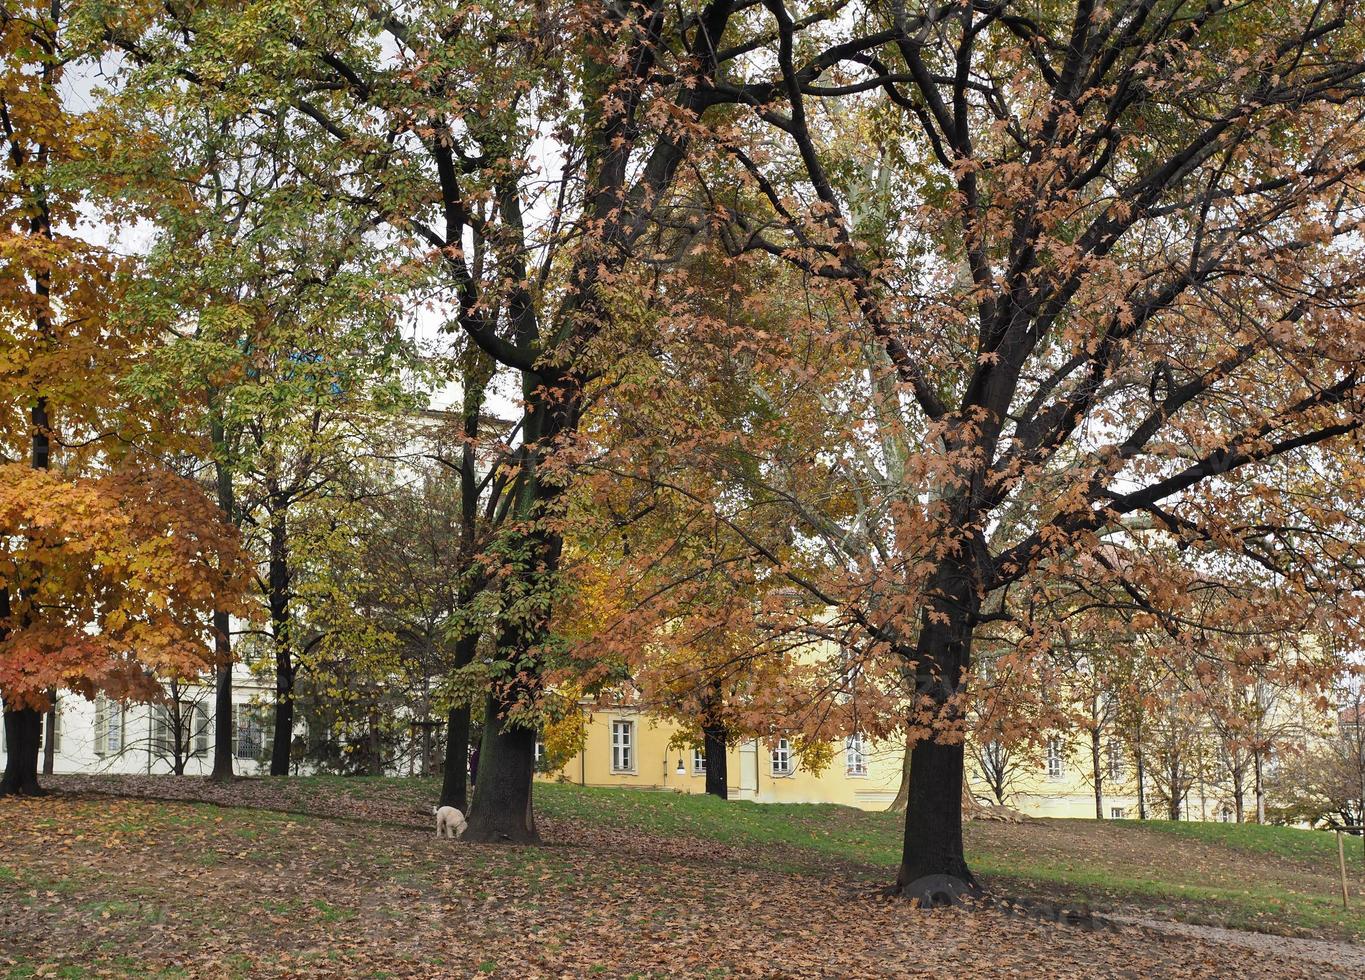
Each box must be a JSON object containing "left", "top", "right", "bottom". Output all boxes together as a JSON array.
[{"left": 0, "top": 465, "right": 253, "bottom": 710}]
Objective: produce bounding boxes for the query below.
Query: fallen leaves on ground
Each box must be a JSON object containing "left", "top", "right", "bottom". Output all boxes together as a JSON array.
[{"left": 0, "top": 777, "right": 1353, "bottom": 978}]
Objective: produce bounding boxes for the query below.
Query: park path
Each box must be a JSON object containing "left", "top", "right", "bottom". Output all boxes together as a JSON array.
[{"left": 1112, "top": 914, "right": 1365, "bottom": 972}]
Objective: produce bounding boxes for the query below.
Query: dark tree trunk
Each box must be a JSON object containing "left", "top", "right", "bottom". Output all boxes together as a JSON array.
[
  {"left": 462, "top": 368, "right": 576, "bottom": 844},
  {"left": 1091, "top": 727, "right": 1103, "bottom": 820},
  {"left": 895, "top": 558, "right": 978, "bottom": 893},
  {"left": 0, "top": 706, "right": 44, "bottom": 797},
  {"left": 209, "top": 449, "right": 236, "bottom": 783},
  {"left": 702, "top": 723, "right": 728, "bottom": 799},
  {"left": 438, "top": 377, "right": 487, "bottom": 811},
  {"left": 898, "top": 738, "right": 972, "bottom": 886},
  {"left": 438, "top": 629, "right": 480, "bottom": 809},
  {"left": 1135, "top": 744, "right": 1147, "bottom": 820},
  {"left": 462, "top": 688, "right": 539, "bottom": 843},
  {"left": 5, "top": 66, "right": 54, "bottom": 798},
  {"left": 4, "top": 400, "right": 52, "bottom": 797},
  {"left": 1253, "top": 748, "right": 1265, "bottom": 824},
  {"left": 42, "top": 691, "right": 56, "bottom": 775},
  {"left": 267, "top": 505, "right": 293, "bottom": 777},
  {"left": 367, "top": 708, "right": 383, "bottom": 776},
  {"left": 209, "top": 641, "right": 235, "bottom": 781},
  {"left": 270, "top": 695, "right": 293, "bottom": 777},
  {"left": 440, "top": 703, "right": 471, "bottom": 810}
]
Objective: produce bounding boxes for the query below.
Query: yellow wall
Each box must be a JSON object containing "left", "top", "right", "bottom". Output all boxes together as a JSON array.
[
  {"left": 541, "top": 706, "right": 905, "bottom": 809},
  {"left": 541, "top": 706, "right": 1216, "bottom": 821}
]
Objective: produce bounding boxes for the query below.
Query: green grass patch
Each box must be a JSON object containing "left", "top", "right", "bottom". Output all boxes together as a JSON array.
[{"left": 1129, "top": 817, "right": 1365, "bottom": 866}]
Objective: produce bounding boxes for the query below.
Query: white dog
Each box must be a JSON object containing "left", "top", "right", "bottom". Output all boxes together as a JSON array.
[{"left": 434, "top": 805, "right": 467, "bottom": 839}]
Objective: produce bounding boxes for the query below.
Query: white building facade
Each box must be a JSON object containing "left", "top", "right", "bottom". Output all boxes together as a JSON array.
[{"left": 1, "top": 666, "right": 277, "bottom": 777}]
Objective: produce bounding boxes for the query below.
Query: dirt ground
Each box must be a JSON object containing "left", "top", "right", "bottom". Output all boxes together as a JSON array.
[{"left": 0, "top": 777, "right": 1358, "bottom": 978}]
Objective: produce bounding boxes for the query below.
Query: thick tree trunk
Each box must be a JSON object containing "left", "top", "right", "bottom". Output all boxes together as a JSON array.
[
  {"left": 702, "top": 723, "right": 728, "bottom": 799},
  {"left": 898, "top": 738, "right": 973, "bottom": 886},
  {"left": 270, "top": 695, "right": 293, "bottom": 776},
  {"left": 463, "top": 689, "right": 539, "bottom": 844},
  {"left": 0, "top": 706, "right": 44, "bottom": 797},
  {"left": 894, "top": 558, "right": 978, "bottom": 894},
  {"left": 461, "top": 369, "right": 575, "bottom": 844},
  {"left": 440, "top": 703, "right": 471, "bottom": 810}
]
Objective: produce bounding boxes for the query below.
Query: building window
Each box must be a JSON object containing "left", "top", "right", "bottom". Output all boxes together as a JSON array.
[
  {"left": 1046, "top": 737, "right": 1064, "bottom": 779},
  {"left": 693, "top": 748, "right": 706, "bottom": 774},
  {"left": 94, "top": 696, "right": 125, "bottom": 757},
  {"left": 48, "top": 705, "right": 62, "bottom": 754},
  {"left": 1106, "top": 741, "right": 1124, "bottom": 781},
  {"left": 234, "top": 705, "right": 272, "bottom": 761},
  {"left": 154, "top": 702, "right": 210, "bottom": 758},
  {"left": 845, "top": 734, "right": 868, "bottom": 776},
  {"left": 611, "top": 720, "right": 634, "bottom": 773},
  {"left": 1111, "top": 807, "right": 1126, "bottom": 819},
  {"left": 533, "top": 740, "right": 545, "bottom": 766},
  {"left": 771, "top": 738, "right": 793, "bottom": 776}
]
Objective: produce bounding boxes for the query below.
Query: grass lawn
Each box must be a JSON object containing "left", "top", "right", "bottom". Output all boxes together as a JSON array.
[
  {"left": 0, "top": 774, "right": 1360, "bottom": 978},
  {"left": 536, "top": 781, "right": 1364, "bottom": 939}
]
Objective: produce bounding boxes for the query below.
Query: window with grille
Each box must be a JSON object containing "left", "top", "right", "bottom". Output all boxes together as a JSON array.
[
  {"left": 845, "top": 734, "right": 868, "bottom": 776},
  {"left": 1106, "top": 741, "right": 1124, "bottom": 781},
  {"left": 611, "top": 720, "right": 634, "bottom": 772},
  {"left": 1046, "top": 737, "right": 1064, "bottom": 779},
  {"left": 771, "top": 738, "right": 793, "bottom": 776},
  {"left": 234, "top": 705, "right": 272, "bottom": 761},
  {"left": 94, "top": 696, "right": 125, "bottom": 757}
]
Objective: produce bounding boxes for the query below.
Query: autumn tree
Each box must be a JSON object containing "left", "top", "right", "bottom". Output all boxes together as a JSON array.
[
  {"left": 0, "top": 1, "right": 252, "bottom": 795},
  {"left": 1269, "top": 675, "right": 1365, "bottom": 832},
  {"left": 684, "top": 0, "right": 1365, "bottom": 894},
  {"left": 97, "top": 0, "right": 889, "bottom": 840}
]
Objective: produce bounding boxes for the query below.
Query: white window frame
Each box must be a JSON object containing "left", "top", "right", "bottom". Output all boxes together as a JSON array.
[
  {"left": 152, "top": 704, "right": 174, "bottom": 756},
  {"left": 610, "top": 720, "right": 634, "bottom": 773},
  {"left": 533, "top": 739, "right": 545, "bottom": 766},
  {"left": 692, "top": 748, "right": 706, "bottom": 774},
  {"left": 192, "top": 703, "right": 210, "bottom": 757},
  {"left": 1046, "top": 737, "right": 1064, "bottom": 779},
  {"left": 845, "top": 734, "right": 868, "bottom": 777},
  {"left": 48, "top": 704, "right": 62, "bottom": 754},
  {"left": 1110, "top": 807, "right": 1126, "bottom": 820},
  {"left": 771, "top": 737, "right": 793, "bottom": 776},
  {"left": 95, "top": 696, "right": 125, "bottom": 757}
]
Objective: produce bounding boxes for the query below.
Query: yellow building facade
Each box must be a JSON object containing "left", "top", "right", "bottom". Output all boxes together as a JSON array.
[
  {"left": 539, "top": 705, "right": 1163, "bottom": 819},
  {"left": 541, "top": 706, "right": 905, "bottom": 808}
]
